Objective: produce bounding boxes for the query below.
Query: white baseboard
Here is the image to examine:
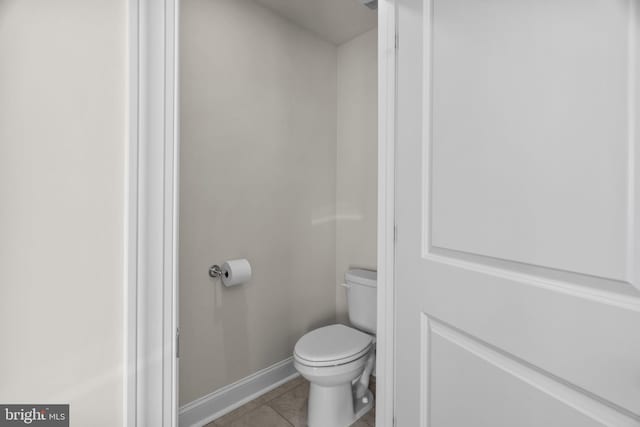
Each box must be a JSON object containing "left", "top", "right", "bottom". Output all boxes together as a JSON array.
[{"left": 178, "top": 357, "right": 299, "bottom": 427}]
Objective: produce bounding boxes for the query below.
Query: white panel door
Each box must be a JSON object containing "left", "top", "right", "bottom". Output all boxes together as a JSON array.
[{"left": 394, "top": 0, "right": 640, "bottom": 425}]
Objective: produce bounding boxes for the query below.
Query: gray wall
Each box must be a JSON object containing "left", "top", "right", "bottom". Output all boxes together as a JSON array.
[
  {"left": 179, "top": 0, "right": 338, "bottom": 405},
  {"left": 336, "top": 29, "right": 378, "bottom": 322},
  {"left": 0, "top": 0, "right": 126, "bottom": 425}
]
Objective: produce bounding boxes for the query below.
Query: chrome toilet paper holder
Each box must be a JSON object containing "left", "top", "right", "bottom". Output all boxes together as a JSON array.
[
  {"left": 209, "top": 259, "right": 252, "bottom": 287},
  {"left": 209, "top": 264, "right": 226, "bottom": 279}
]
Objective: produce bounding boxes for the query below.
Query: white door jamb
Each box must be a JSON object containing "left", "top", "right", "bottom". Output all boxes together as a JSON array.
[
  {"left": 126, "top": 0, "right": 179, "bottom": 425},
  {"left": 377, "top": 0, "right": 398, "bottom": 426}
]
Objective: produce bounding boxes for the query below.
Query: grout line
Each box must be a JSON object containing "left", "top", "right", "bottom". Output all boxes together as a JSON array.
[
  {"left": 216, "top": 376, "right": 375, "bottom": 427},
  {"left": 261, "top": 378, "right": 304, "bottom": 404},
  {"left": 216, "top": 377, "right": 302, "bottom": 427},
  {"left": 221, "top": 402, "right": 293, "bottom": 427},
  {"left": 212, "top": 402, "right": 256, "bottom": 426},
  {"left": 266, "top": 403, "right": 296, "bottom": 427},
  {"left": 266, "top": 380, "right": 307, "bottom": 427}
]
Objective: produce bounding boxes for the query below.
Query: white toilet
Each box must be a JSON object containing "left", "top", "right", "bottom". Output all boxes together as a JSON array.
[{"left": 293, "top": 269, "right": 376, "bottom": 427}]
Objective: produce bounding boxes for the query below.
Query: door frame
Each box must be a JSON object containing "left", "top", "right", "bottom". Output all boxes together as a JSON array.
[
  {"left": 125, "top": 0, "right": 397, "bottom": 425},
  {"left": 376, "top": 0, "right": 398, "bottom": 426},
  {"left": 126, "top": 0, "right": 179, "bottom": 425}
]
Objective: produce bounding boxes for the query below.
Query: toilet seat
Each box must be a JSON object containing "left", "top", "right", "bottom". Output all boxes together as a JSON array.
[{"left": 294, "top": 324, "right": 373, "bottom": 367}]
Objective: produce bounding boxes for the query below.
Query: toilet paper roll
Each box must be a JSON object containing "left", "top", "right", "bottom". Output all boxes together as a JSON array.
[{"left": 221, "top": 259, "right": 252, "bottom": 287}]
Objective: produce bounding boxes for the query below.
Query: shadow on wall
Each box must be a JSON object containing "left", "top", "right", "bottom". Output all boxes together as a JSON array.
[{"left": 213, "top": 281, "right": 250, "bottom": 376}]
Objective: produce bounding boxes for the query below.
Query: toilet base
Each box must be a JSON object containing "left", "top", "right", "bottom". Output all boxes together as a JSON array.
[
  {"left": 353, "top": 389, "right": 374, "bottom": 421},
  {"left": 307, "top": 383, "right": 374, "bottom": 427}
]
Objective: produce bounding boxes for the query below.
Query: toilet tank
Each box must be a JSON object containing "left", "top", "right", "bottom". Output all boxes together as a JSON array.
[{"left": 345, "top": 269, "right": 377, "bottom": 334}]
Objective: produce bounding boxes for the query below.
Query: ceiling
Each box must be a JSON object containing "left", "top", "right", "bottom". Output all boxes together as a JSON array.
[{"left": 253, "top": 0, "right": 377, "bottom": 45}]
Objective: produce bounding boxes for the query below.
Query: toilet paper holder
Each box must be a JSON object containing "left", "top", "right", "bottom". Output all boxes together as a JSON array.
[
  {"left": 209, "top": 259, "right": 252, "bottom": 287},
  {"left": 209, "top": 264, "right": 225, "bottom": 279}
]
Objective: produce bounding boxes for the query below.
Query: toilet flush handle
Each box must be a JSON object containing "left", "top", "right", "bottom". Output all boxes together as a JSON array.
[{"left": 340, "top": 283, "right": 352, "bottom": 288}]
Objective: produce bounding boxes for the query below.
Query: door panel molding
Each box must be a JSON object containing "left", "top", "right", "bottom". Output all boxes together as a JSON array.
[
  {"left": 420, "top": 314, "right": 431, "bottom": 427},
  {"left": 429, "top": 246, "right": 638, "bottom": 297},
  {"left": 423, "top": 250, "right": 640, "bottom": 312},
  {"left": 628, "top": 0, "right": 640, "bottom": 288},
  {"left": 422, "top": 259, "right": 640, "bottom": 415},
  {"left": 422, "top": 314, "right": 640, "bottom": 426},
  {"left": 421, "top": 0, "right": 640, "bottom": 288}
]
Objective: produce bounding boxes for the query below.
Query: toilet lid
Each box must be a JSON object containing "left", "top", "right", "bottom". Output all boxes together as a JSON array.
[{"left": 294, "top": 324, "right": 373, "bottom": 367}]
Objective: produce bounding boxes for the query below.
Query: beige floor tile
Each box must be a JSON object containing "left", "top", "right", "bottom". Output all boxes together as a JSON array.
[
  {"left": 268, "top": 382, "right": 309, "bottom": 427},
  {"left": 213, "top": 399, "right": 264, "bottom": 426},
  {"left": 213, "top": 377, "right": 303, "bottom": 426},
  {"left": 257, "top": 376, "right": 305, "bottom": 405},
  {"left": 209, "top": 376, "right": 376, "bottom": 427},
  {"left": 359, "top": 406, "right": 375, "bottom": 426},
  {"left": 217, "top": 405, "right": 293, "bottom": 427}
]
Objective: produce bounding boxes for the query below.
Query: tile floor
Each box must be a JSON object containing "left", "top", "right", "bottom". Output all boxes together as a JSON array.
[{"left": 206, "top": 376, "right": 376, "bottom": 427}]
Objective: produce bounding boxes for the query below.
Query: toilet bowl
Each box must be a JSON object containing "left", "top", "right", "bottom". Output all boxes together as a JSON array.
[{"left": 294, "top": 324, "right": 374, "bottom": 427}]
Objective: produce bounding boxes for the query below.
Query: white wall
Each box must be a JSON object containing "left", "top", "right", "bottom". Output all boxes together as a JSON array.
[
  {"left": 179, "top": 0, "right": 338, "bottom": 405},
  {"left": 0, "top": 1, "right": 126, "bottom": 426},
  {"left": 336, "top": 29, "right": 378, "bottom": 322}
]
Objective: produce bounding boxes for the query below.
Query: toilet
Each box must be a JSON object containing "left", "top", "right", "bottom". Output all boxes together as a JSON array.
[{"left": 293, "top": 269, "right": 376, "bottom": 427}]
